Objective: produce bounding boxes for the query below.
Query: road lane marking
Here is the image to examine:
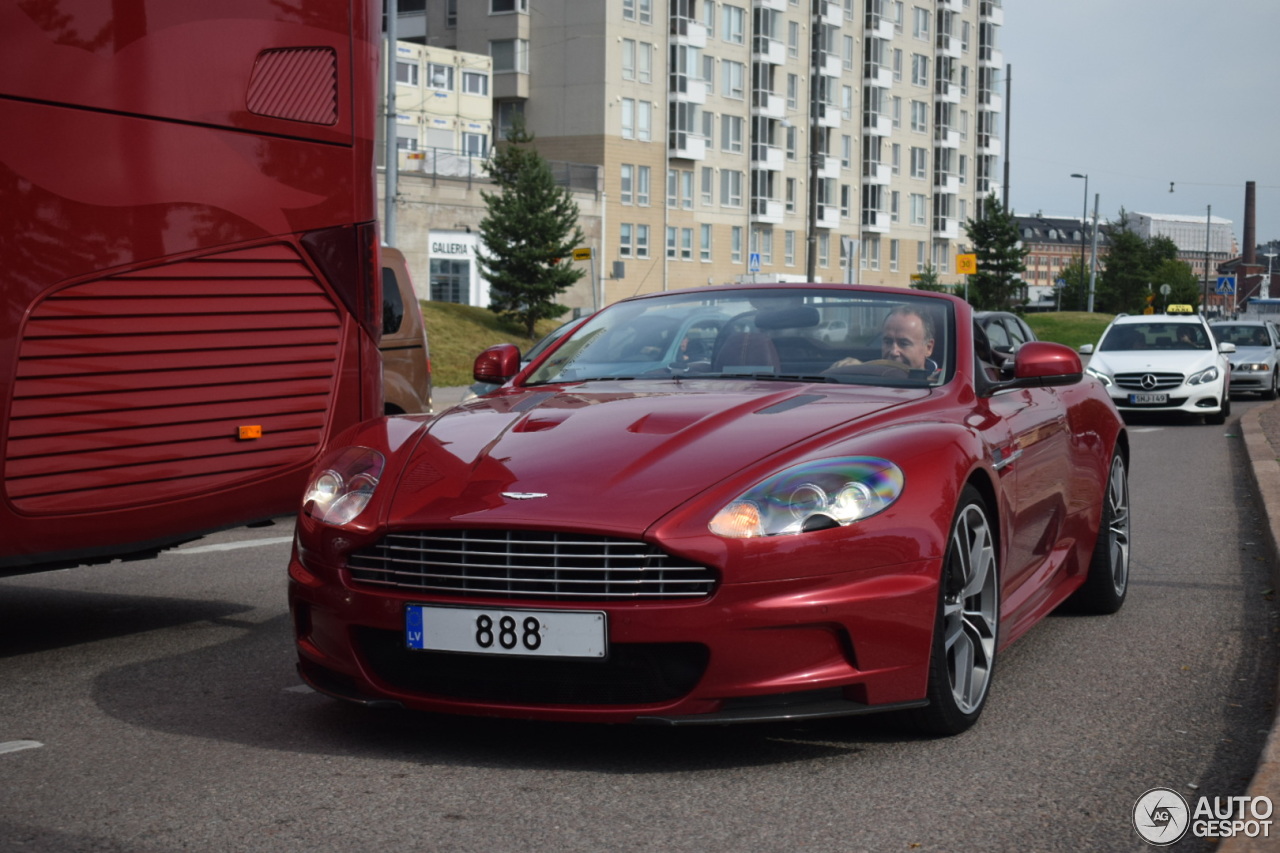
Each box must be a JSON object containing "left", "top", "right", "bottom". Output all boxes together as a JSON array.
[
  {"left": 177, "top": 537, "right": 293, "bottom": 555},
  {"left": 0, "top": 740, "right": 43, "bottom": 755}
]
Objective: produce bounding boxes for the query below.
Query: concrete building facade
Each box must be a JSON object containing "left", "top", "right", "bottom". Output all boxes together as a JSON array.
[{"left": 392, "top": 0, "right": 1005, "bottom": 305}]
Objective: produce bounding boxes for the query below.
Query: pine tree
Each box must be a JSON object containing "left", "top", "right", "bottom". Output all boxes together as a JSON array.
[
  {"left": 477, "top": 114, "right": 585, "bottom": 337},
  {"left": 963, "top": 193, "right": 1027, "bottom": 310}
]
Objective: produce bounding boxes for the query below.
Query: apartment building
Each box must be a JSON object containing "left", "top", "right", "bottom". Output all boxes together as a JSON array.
[{"left": 403, "top": 0, "right": 1003, "bottom": 303}]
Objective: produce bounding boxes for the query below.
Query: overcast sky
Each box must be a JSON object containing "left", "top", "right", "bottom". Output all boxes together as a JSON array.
[{"left": 999, "top": 0, "right": 1279, "bottom": 253}]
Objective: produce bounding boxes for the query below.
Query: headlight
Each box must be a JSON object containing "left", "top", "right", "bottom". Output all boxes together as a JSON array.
[
  {"left": 709, "top": 457, "right": 904, "bottom": 538},
  {"left": 1085, "top": 365, "right": 1113, "bottom": 386},
  {"left": 1237, "top": 362, "right": 1269, "bottom": 372},
  {"left": 302, "top": 446, "right": 385, "bottom": 526},
  {"left": 1188, "top": 366, "right": 1219, "bottom": 385}
]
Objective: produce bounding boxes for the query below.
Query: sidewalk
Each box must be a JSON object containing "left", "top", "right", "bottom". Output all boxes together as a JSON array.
[{"left": 1226, "top": 402, "right": 1280, "bottom": 852}]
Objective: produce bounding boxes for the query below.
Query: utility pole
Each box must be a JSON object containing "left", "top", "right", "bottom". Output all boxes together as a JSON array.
[{"left": 383, "top": 0, "right": 399, "bottom": 246}]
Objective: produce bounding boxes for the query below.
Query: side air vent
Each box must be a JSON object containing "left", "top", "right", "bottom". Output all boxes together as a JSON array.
[
  {"left": 246, "top": 47, "right": 339, "bottom": 125},
  {"left": 6, "top": 244, "right": 342, "bottom": 514}
]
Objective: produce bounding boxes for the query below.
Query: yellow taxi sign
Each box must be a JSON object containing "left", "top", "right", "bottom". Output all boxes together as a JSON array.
[
  {"left": 956, "top": 253, "right": 977, "bottom": 275},
  {"left": 572, "top": 247, "right": 593, "bottom": 261},
  {"left": 1166, "top": 304, "right": 1194, "bottom": 314}
]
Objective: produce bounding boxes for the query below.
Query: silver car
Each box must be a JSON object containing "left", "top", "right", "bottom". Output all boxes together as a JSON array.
[{"left": 1211, "top": 321, "right": 1280, "bottom": 400}]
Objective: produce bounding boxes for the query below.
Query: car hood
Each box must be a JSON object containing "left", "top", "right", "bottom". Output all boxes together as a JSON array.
[
  {"left": 387, "top": 380, "right": 927, "bottom": 532},
  {"left": 1227, "top": 346, "right": 1274, "bottom": 362}
]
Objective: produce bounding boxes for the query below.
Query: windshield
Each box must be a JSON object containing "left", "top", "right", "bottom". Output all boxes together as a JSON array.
[
  {"left": 524, "top": 288, "right": 955, "bottom": 388},
  {"left": 1212, "top": 324, "right": 1273, "bottom": 348},
  {"left": 1099, "top": 322, "right": 1210, "bottom": 352}
]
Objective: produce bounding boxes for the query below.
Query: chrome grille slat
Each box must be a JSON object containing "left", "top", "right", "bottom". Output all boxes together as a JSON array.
[
  {"left": 348, "top": 529, "right": 718, "bottom": 601},
  {"left": 1114, "top": 371, "right": 1184, "bottom": 391}
]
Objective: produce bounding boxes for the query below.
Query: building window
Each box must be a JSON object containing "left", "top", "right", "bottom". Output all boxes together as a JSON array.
[
  {"left": 430, "top": 258, "right": 469, "bottom": 303},
  {"left": 785, "top": 125, "right": 797, "bottom": 160},
  {"left": 893, "top": 48, "right": 903, "bottom": 81},
  {"left": 667, "top": 169, "right": 678, "bottom": 207},
  {"left": 912, "top": 6, "right": 930, "bottom": 39},
  {"left": 637, "top": 224, "right": 650, "bottom": 258},
  {"left": 462, "top": 71, "right": 489, "bottom": 95},
  {"left": 681, "top": 227, "right": 693, "bottom": 260},
  {"left": 890, "top": 239, "right": 899, "bottom": 272},
  {"left": 785, "top": 177, "right": 796, "bottom": 213},
  {"left": 490, "top": 0, "right": 528, "bottom": 11},
  {"left": 917, "top": 240, "right": 926, "bottom": 272},
  {"left": 787, "top": 20, "right": 799, "bottom": 58},
  {"left": 722, "top": 5, "right": 745, "bottom": 44},
  {"left": 427, "top": 63, "right": 454, "bottom": 91},
  {"left": 910, "top": 193, "right": 927, "bottom": 225},
  {"left": 721, "top": 114, "right": 744, "bottom": 152},
  {"left": 818, "top": 234, "right": 830, "bottom": 267},
  {"left": 842, "top": 134, "right": 852, "bottom": 169},
  {"left": 910, "top": 146, "right": 928, "bottom": 179},
  {"left": 681, "top": 170, "right": 694, "bottom": 209},
  {"left": 911, "top": 53, "right": 929, "bottom": 87},
  {"left": 622, "top": 39, "right": 636, "bottom": 80},
  {"left": 701, "top": 166, "right": 714, "bottom": 205},
  {"left": 638, "top": 42, "right": 652, "bottom": 83},
  {"left": 700, "top": 224, "right": 713, "bottom": 261},
  {"left": 462, "top": 133, "right": 488, "bottom": 156},
  {"left": 911, "top": 100, "right": 928, "bottom": 132},
  {"left": 637, "top": 100, "right": 652, "bottom": 141},
  {"left": 722, "top": 60, "right": 745, "bottom": 99},
  {"left": 667, "top": 226, "right": 678, "bottom": 259},
  {"left": 637, "top": 165, "right": 651, "bottom": 205},
  {"left": 496, "top": 100, "right": 523, "bottom": 140},
  {"left": 620, "top": 223, "right": 634, "bottom": 257},
  {"left": 892, "top": 96, "right": 902, "bottom": 128},
  {"left": 490, "top": 39, "right": 529, "bottom": 73},
  {"left": 731, "top": 226, "right": 743, "bottom": 263},
  {"left": 787, "top": 73, "right": 798, "bottom": 110},
  {"left": 890, "top": 190, "right": 900, "bottom": 222},
  {"left": 784, "top": 230, "right": 795, "bottom": 266},
  {"left": 621, "top": 98, "right": 635, "bottom": 139},
  {"left": 620, "top": 164, "right": 634, "bottom": 205},
  {"left": 721, "top": 169, "right": 743, "bottom": 207},
  {"left": 396, "top": 60, "right": 419, "bottom": 86},
  {"left": 702, "top": 110, "right": 715, "bottom": 148}
]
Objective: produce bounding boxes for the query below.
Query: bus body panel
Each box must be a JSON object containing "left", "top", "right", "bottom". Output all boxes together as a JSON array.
[{"left": 0, "top": 0, "right": 382, "bottom": 572}]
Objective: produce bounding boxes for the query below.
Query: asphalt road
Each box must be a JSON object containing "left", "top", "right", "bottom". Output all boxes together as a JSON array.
[{"left": 1, "top": 401, "right": 1276, "bottom": 852}]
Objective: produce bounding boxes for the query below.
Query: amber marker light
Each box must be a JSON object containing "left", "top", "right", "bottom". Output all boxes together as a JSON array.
[{"left": 238, "top": 425, "right": 263, "bottom": 440}]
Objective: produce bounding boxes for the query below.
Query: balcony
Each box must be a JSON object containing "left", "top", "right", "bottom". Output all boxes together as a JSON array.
[
  {"left": 820, "top": 1, "right": 842, "bottom": 27},
  {"left": 934, "top": 78, "right": 961, "bottom": 103},
  {"left": 863, "top": 63, "right": 893, "bottom": 89},
  {"left": 752, "top": 35, "right": 786, "bottom": 65},
  {"left": 935, "top": 32, "right": 962, "bottom": 59},
  {"left": 864, "top": 15, "right": 894, "bottom": 40},
  {"left": 862, "top": 111, "right": 891, "bottom": 136},
  {"left": 668, "top": 77, "right": 708, "bottom": 105},
  {"left": 933, "top": 216, "right": 960, "bottom": 240},
  {"left": 976, "top": 132, "right": 1002, "bottom": 157},
  {"left": 817, "top": 51, "right": 843, "bottom": 78},
  {"left": 817, "top": 153, "right": 842, "bottom": 180},
  {"left": 938, "top": 0, "right": 963, "bottom": 12},
  {"left": 751, "top": 144, "right": 786, "bottom": 172},
  {"left": 816, "top": 102, "right": 842, "bottom": 129},
  {"left": 980, "top": 46, "right": 1004, "bottom": 69},
  {"left": 669, "top": 18, "right": 708, "bottom": 48},
  {"left": 668, "top": 133, "right": 706, "bottom": 161},
  {"left": 978, "top": 90, "right": 1004, "bottom": 112},
  {"left": 751, "top": 90, "right": 785, "bottom": 119},
  {"left": 754, "top": 0, "right": 787, "bottom": 10},
  {"left": 980, "top": 0, "right": 1005, "bottom": 26},
  {"left": 934, "top": 172, "right": 959, "bottom": 194},
  {"left": 817, "top": 203, "right": 841, "bottom": 230},
  {"left": 750, "top": 197, "right": 785, "bottom": 224},
  {"left": 861, "top": 208, "right": 890, "bottom": 234},
  {"left": 934, "top": 127, "right": 959, "bottom": 148},
  {"left": 862, "top": 160, "right": 890, "bottom": 185}
]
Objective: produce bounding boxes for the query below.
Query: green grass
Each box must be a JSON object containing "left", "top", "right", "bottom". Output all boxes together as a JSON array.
[
  {"left": 421, "top": 302, "right": 565, "bottom": 387},
  {"left": 1025, "top": 311, "right": 1114, "bottom": 350}
]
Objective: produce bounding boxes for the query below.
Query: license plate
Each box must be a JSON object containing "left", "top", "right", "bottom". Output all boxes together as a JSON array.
[
  {"left": 1128, "top": 392, "right": 1168, "bottom": 404},
  {"left": 406, "top": 604, "right": 607, "bottom": 659}
]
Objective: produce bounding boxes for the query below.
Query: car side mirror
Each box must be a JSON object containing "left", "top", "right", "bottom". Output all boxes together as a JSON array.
[
  {"left": 986, "top": 342, "right": 1083, "bottom": 393},
  {"left": 1078, "top": 343, "right": 1094, "bottom": 355},
  {"left": 1218, "top": 342, "right": 1237, "bottom": 354},
  {"left": 474, "top": 343, "right": 522, "bottom": 385}
]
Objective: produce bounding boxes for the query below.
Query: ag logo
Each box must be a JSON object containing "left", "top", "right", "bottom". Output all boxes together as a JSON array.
[{"left": 1133, "top": 787, "right": 1190, "bottom": 845}]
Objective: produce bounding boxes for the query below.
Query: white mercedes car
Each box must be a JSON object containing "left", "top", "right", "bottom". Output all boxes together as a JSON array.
[{"left": 1081, "top": 313, "right": 1235, "bottom": 424}]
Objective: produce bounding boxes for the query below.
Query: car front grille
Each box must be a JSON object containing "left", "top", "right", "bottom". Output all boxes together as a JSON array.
[
  {"left": 1114, "top": 371, "right": 1185, "bottom": 391},
  {"left": 347, "top": 529, "right": 718, "bottom": 601}
]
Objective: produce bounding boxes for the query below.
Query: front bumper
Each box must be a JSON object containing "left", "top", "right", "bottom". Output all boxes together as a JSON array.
[
  {"left": 1108, "top": 383, "right": 1224, "bottom": 416},
  {"left": 289, "top": 555, "right": 940, "bottom": 724}
]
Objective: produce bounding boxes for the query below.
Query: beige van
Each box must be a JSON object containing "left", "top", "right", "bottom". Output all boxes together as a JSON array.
[{"left": 380, "top": 246, "right": 432, "bottom": 414}]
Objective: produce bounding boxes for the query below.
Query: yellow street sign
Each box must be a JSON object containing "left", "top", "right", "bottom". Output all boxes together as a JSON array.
[
  {"left": 956, "top": 253, "right": 977, "bottom": 275},
  {"left": 572, "top": 247, "right": 593, "bottom": 261}
]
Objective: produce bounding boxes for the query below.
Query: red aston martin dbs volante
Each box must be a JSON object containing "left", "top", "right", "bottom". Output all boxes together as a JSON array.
[{"left": 288, "top": 285, "right": 1129, "bottom": 734}]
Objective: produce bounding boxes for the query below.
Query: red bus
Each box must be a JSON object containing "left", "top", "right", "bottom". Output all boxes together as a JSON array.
[{"left": 0, "top": 1, "right": 383, "bottom": 573}]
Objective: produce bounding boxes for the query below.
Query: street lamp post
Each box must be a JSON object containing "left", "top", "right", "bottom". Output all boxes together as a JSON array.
[{"left": 1070, "top": 173, "right": 1088, "bottom": 310}]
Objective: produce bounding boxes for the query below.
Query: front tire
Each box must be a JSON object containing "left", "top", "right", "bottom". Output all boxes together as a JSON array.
[
  {"left": 1064, "top": 451, "right": 1130, "bottom": 614},
  {"left": 910, "top": 485, "right": 999, "bottom": 736},
  {"left": 1266, "top": 370, "right": 1279, "bottom": 401}
]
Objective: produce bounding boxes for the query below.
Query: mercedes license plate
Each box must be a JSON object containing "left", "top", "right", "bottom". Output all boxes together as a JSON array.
[
  {"left": 1129, "top": 392, "right": 1168, "bottom": 404},
  {"left": 406, "top": 604, "right": 607, "bottom": 659}
]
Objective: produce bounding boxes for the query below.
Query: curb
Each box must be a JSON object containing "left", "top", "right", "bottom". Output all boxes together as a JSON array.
[{"left": 1220, "top": 402, "right": 1280, "bottom": 853}]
